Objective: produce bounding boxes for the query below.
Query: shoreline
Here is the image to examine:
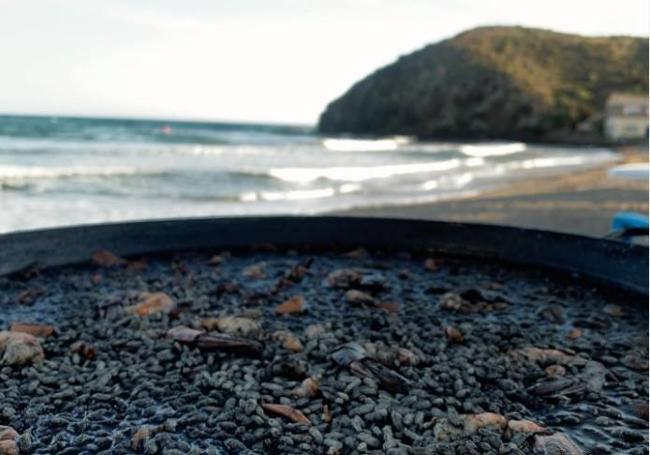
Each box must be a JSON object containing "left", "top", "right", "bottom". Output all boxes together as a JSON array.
[{"left": 332, "top": 147, "right": 648, "bottom": 237}]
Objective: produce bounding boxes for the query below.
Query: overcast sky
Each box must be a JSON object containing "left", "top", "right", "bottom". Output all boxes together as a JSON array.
[{"left": 1, "top": 0, "right": 648, "bottom": 124}]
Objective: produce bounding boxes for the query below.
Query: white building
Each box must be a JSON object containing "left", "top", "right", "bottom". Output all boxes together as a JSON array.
[{"left": 604, "top": 93, "right": 649, "bottom": 140}]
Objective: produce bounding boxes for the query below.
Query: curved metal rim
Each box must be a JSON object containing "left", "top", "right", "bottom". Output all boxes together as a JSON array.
[{"left": 1, "top": 216, "right": 647, "bottom": 295}]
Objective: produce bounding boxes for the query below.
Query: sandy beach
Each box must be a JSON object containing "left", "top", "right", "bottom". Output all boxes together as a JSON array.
[{"left": 335, "top": 147, "right": 649, "bottom": 237}]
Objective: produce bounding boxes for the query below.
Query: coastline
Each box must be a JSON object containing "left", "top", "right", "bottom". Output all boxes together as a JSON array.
[{"left": 332, "top": 147, "right": 648, "bottom": 237}]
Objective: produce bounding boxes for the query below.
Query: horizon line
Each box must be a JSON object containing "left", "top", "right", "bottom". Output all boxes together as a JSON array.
[{"left": 0, "top": 111, "right": 317, "bottom": 129}]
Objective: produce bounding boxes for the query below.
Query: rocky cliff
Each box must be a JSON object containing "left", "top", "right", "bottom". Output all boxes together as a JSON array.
[{"left": 318, "top": 27, "right": 648, "bottom": 142}]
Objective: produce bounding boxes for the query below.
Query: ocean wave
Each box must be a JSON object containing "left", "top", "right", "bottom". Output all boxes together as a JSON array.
[
  {"left": 322, "top": 136, "right": 412, "bottom": 152},
  {"left": 0, "top": 164, "right": 160, "bottom": 181},
  {"left": 240, "top": 187, "right": 335, "bottom": 202},
  {"left": 505, "top": 152, "right": 616, "bottom": 170},
  {"left": 268, "top": 159, "right": 462, "bottom": 183},
  {"left": 0, "top": 136, "right": 228, "bottom": 157},
  {"left": 177, "top": 144, "right": 280, "bottom": 156},
  {"left": 422, "top": 172, "right": 474, "bottom": 191},
  {"left": 339, "top": 183, "right": 362, "bottom": 193},
  {"left": 240, "top": 183, "right": 362, "bottom": 203},
  {"left": 460, "top": 142, "right": 527, "bottom": 157}
]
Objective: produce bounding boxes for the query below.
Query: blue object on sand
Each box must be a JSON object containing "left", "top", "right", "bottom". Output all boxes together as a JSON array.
[
  {"left": 612, "top": 212, "right": 650, "bottom": 230},
  {"left": 607, "top": 212, "right": 649, "bottom": 243}
]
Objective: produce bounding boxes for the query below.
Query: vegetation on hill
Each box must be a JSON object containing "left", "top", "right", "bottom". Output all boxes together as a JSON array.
[{"left": 317, "top": 26, "right": 649, "bottom": 142}]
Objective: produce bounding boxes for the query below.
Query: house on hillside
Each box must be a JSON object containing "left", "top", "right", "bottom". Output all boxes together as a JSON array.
[{"left": 604, "top": 93, "right": 649, "bottom": 141}]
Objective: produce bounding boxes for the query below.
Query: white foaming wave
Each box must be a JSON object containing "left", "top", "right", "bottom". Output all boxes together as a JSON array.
[
  {"left": 179, "top": 144, "right": 281, "bottom": 156},
  {"left": 0, "top": 137, "right": 248, "bottom": 158},
  {"left": 269, "top": 159, "right": 461, "bottom": 183},
  {"left": 506, "top": 153, "right": 614, "bottom": 170},
  {"left": 239, "top": 183, "right": 362, "bottom": 203},
  {"left": 239, "top": 192, "right": 258, "bottom": 202},
  {"left": 398, "top": 142, "right": 458, "bottom": 154},
  {"left": 260, "top": 187, "right": 336, "bottom": 201},
  {"left": 0, "top": 164, "right": 155, "bottom": 181},
  {"left": 464, "top": 157, "right": 485, "bottom": 167},
  {"left": 339, "top": 183, "right": 362, "bottom": 194},
  {"left": 422, "top": 172, "right": 474, "bottom": 191},
  {"left": 240, "top": 187, "right": 335, "bottom": 202},
  {"left": 422, "top": 180, "right": 439, "bottom": 191},
  {"left": 174, "top": 145, "right": 225, "bottom": 156},
  {"left": 460, "top": 142, "right": 527, "bottom": 157},
  {"left": 0, "top": 137, "right": 167, "bottom": 154},
  {"left": 322, "top": 136, "right": 412, "bottom": 152}
]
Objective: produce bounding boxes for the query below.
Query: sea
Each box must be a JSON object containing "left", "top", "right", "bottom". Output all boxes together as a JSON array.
[{"left": 0, "top": 115, "right": 618, "bottom": 233}]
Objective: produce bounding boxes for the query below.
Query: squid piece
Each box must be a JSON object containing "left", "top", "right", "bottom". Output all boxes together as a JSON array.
[
  {"left": 528, "top": 360, "right": 609, "bottom": 398},
  {"left": 166, "top": 326, "right": 263, "bottom": 355},
  {"left": 330, "top": 342, "right": 411, "bottom": 393}
]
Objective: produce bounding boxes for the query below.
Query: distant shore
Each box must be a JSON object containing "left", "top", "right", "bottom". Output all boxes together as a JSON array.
[{"left": 333, "top": 146, "right": 648, "bottom": 237}]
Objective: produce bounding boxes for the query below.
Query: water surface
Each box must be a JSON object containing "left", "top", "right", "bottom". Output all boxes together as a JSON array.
[{"left": 0, "top": 115, "right": 616, "bottom": 233}]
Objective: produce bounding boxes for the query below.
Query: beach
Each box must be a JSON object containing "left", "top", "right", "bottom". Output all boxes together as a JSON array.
[{"left": 336, "top": 147, "right": 649, "bottom": 237}]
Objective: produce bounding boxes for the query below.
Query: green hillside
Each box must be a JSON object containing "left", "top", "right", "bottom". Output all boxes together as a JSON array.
[{"left": 317, "top": 26, "right": 648, "bottom": 142}]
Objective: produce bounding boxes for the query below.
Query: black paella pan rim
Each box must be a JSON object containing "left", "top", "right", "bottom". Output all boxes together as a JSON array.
[{"left": 0, "top": 216, "right": 647, "bottom": 296}]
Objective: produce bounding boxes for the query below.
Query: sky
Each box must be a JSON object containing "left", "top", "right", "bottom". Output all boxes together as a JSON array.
[{"left": 0, "top": 0, "right": 648, "bottom": 125}]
